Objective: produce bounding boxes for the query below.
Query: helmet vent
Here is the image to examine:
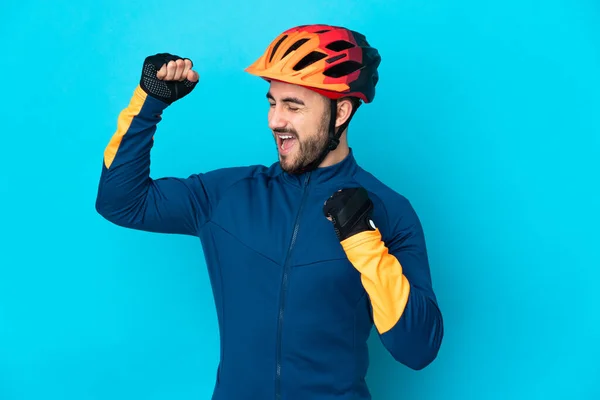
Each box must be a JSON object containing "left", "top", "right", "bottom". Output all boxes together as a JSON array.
[
  {"left": 293, "top": 51, "right": 328, "bottom": 70},
  {"left": 323, "top": 60, "right": 363, "bottom": 78},
  {"left": 326, "top": 54, "right": 346, "bottom": 64},
  {"left": 282, "top": 38, "right": 310, "bottom": 59},
  {"left": 315, "top": 29, "right": 330, "bottom": 33},
  {"left": 269, "top": 35, "right": 288, "bottom": 62},
  {"left": 325, "top": 40, "right": 355, "bottom": 51}
]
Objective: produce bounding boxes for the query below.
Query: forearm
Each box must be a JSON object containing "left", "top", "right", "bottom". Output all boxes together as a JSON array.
[
  {"left": 341, "top": 229, "right": 410, "bottom": 333},
  {"left": 341, "top": 229, "right": 443, "bottom": 369},
  {"left": 96, "top": 85, "right": 167, "bottom": 226}
]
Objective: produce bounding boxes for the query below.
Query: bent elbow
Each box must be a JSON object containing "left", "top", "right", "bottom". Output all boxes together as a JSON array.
[
  {"left": 384, "top": 299, "right": 444, "bottom": 370},
  {"left": 405, "top": 311, "right": 444, "bottom": 370},
  {"left": 94, "top": 188, "right": 133, "bottom": 227},
  {"left": 404, "top": 340, "right": 442, "bottom": 370},
  {"left": 95, "top": 193, "right": 119, "bottom": 224},
  {"left": 95, "top": 195, "right": 111, "bottom": 221}
]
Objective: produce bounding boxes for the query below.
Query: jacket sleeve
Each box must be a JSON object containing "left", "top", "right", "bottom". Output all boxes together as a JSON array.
[
  {"left": 95, "top": 85, "right": 246, "bottom": 235},
  {"left": 340, "top": 198, "right": 443, "bottom": 370}
]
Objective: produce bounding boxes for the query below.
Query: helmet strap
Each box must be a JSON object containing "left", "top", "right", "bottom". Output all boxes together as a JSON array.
[{"left": 298, "top": 99, "right": 360, "bottom": 173}]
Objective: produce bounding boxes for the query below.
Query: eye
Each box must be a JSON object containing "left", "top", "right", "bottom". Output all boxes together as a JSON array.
[{"left": 287, "top": 105, "right": 299, "bottom": 112}]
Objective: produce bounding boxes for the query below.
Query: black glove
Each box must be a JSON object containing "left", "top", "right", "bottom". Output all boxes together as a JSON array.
[
  {"left": 323, "top": 187, "right": 376, "bottom": 241},
  {"left": 139, "top": 53, "right": 197, "bottom": 104}
]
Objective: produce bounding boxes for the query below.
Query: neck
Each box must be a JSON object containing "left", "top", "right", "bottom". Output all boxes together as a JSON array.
[{"left": 318, "top": 143, "right": 350, "bottom": 168}]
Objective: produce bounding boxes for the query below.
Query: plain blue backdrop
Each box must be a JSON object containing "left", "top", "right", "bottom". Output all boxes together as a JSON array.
[{"left": 1, "top": 0, "right": 599, "bottom": 399}]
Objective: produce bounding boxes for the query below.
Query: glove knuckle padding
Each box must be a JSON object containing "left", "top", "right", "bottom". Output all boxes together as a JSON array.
[
  {"left": 324, "top": 187, "right": 375, "bottom": 241},
  {"left": 139, "top": 53, "right": 197, "bottom": 105}
]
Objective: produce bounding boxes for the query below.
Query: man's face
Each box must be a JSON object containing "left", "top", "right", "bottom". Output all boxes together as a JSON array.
[{"left": 267, "top": 80, "right": 330, "bottom": 174}]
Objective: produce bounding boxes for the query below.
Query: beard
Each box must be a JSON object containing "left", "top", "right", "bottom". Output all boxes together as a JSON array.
[{"left": 275, "top": 113, "right": 331, "bottom": 175}]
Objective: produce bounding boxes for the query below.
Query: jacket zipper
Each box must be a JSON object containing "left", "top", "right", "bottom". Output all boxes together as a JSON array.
[{"left": 275, "top": 172, "right": 311, "bottom": 400}]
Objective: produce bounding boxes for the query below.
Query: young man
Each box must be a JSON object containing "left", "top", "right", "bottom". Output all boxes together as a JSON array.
[{"left": 96, "top": 24, "right": 443, "bottom": 400}]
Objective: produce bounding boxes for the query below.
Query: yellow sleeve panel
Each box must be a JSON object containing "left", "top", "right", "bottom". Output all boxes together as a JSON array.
[
  {"left": 103, "top": 85, "right": 149, "bottom": 169},
  {"left": 341, "top": 228, "right": 411, "bottom": 334}
]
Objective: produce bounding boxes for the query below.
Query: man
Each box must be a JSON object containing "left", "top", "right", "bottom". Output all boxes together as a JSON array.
[{"left": 96, "top": 24, "right": 443, "bottom": 400}]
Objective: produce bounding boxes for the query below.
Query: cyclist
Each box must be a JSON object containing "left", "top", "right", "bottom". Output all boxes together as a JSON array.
[{"left": 96, "top": 23, "right": 443, "bottom": 400}]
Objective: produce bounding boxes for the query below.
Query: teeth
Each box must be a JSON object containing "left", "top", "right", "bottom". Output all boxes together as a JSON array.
[{"left": 277, "top": 134, "right": 295, "bottom": 150}]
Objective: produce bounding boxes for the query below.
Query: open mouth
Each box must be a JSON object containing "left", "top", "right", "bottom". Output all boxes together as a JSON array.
[{"left": 276, "top": 134, "right": 298, "bottom": 154}]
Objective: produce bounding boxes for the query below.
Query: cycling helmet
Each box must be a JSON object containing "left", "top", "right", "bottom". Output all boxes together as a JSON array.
[
  {"left": 245, "top": 24, "right": 380, "bottom": 103},
  {"left": 245, "top": 24, "right": 381, "bottom": 172}
]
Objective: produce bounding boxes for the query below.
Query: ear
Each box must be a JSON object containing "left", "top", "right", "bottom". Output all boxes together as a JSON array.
[{"left": 334, "top": 98, "right": 354, "bottom": 128}]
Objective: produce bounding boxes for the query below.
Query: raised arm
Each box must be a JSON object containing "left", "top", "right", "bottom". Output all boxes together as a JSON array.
[
  {"left": 96, "top": 54, "right": 213, "bottom": 236},
  {"left": 323, "top": 187, "right": 444, "bottom": 370}
]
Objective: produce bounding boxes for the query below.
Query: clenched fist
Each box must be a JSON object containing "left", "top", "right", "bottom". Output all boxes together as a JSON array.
[
  {"left": 140, "top": 53, "right": 199, "bottom": 105},
  {"left": 323, "top": 187, "right": 377, "bottom": 242}
]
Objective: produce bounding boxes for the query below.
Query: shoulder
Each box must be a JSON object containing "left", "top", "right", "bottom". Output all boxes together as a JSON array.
[
  {"left": 191, "top": 161, "right": 281, "bottom": 195},
  {"left": 353, "top": 167, "right": 415, "bottom": 217},
  {"left": 199, "top": 160, "right": 281, "bottom": 181},
  {"left": 352, "top": 166, "right": 424, "bottom": 242}
]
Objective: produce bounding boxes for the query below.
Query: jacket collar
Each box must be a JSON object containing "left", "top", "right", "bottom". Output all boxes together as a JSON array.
[{"left": 278, "top": 148, "right": 359, "bottom": 189}]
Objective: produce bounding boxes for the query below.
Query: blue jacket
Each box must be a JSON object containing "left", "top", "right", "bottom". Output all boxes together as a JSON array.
[{"left": 96, "top": 86, "right": 444, "bottom": 400}]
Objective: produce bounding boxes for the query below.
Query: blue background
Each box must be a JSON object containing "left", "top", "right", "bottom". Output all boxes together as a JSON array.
[{"left": 1, "top": 0, "right": 599, "bottom": 399}]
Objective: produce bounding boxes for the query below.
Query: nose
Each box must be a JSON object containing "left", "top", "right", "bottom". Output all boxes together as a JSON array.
[{"left": 268, "top": 105, "right": 287, "bottom": 131}]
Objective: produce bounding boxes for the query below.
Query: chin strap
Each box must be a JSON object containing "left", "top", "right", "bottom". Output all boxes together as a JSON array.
[{"left": 299, "top": 99, "right": 361, "bottom": 173}]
